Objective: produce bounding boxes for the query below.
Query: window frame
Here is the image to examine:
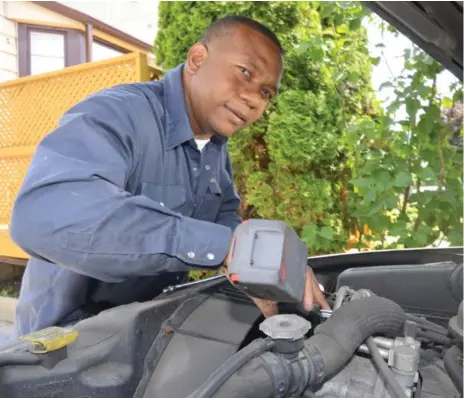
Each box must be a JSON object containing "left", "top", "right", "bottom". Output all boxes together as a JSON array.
[
  {"left": 19, "top": 24, "right": 74, "bottom": 77},
  {"left": 92, "top": 38, "right": 129, "bottom": 57},
  {"left": 17, "top": 23, "right": 130, "bottom": 77}
]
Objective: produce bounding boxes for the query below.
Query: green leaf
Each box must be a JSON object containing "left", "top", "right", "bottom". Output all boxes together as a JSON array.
[
  {"left": 389, "top": 220, "right": 408, "bottom": 236},
  {"left": 385, "top": 195, "right": 398, "bottom": 209},
  {"left": 302, "top": 223, "right": 318, "bottom": 245},
  {"left": 366, "top": 189, "right": 377, "bottom": 202},
  {"left": 371, "top": 56, "right": 381, "bottom": 66},
  {"left": 349, "top": 18, "right": 361, "bottom": 30},
  {"left": 423, "top": 55, "right": 434, "bottom": 65},
  {"left": 395, "top": 171, "right": 412, "bottom": 188},
  {"left": 418, "top": 167, "right": 436, "bottom": 182},
  {"left": 296, "top": 41, "right": 311, "bottom": 55},
  {"left": 347, "top": 71, "right": 359, "bottom": 82},
  {"left": 405, "top": 98, "right": 421, "bottom": 119},
  {"left": 336, "top": 24, "right": 349, "bottom": 34},
  {"left": 350, "top": 178, "right": 372, "bottom": 188},
  {"left": 373, "top": 170, "right": 392, "bottom": 190},
  {"left": 447, "top": 229, "right": 464, "bottom": 246},
  {"left": 366, "top": 200, "right": 384, "bottom": 216},
  {"left": 318, "top": 226, "right": 334, "bottom": 240},
  {"left": 309, "top": 47, "right": 325, "bottom": 61},
  {"left": 442, "top": 97, "right": 453, "bottom": 108},
  {"left": 453, "top": 89, "right": 463, "bottom": 103},
  {"left": 412, "top": 230, "right": 428, "bottom": 246},
  {"left": 346, "top": 125, "right": 359, "bottom": 145},
  {"left": 379, "top": 81, "right": 393, "bottom": 90},
  {"left": 333, "top": 71, "right": 345, "bottom": 82}
]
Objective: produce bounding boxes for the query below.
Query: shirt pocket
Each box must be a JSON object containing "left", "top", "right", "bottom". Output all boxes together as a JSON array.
[
  {"left": 201, "top": 177, "right": 223, "bottom": 221},
  {"left": 141, "top": 182, "right": 186, "bottom": 212}
]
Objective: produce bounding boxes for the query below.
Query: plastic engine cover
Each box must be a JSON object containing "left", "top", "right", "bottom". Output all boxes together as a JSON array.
[{"left": 0, "top": 284, "right": 260, "bottom": 398}]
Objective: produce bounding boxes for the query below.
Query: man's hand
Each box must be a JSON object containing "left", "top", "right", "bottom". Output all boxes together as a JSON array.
[
  {"left": 222, "top": 259, "right": 331, "bottom": 317},
  {"left": 302, "top": 266, "right": 331, "bottom": 311},
  {"left": 251, "top": 267, "right": 330, "bottom": 317}
]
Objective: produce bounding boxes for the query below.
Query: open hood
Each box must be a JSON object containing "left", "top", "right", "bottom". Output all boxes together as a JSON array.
[{"left": 365, "top": 1, "right": 463, "bottom": 80}]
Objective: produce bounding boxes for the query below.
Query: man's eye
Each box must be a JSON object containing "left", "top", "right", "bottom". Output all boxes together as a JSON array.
[
  {"left": 262, "top": 89, "right": 272, "bottom": 99},
  {"left": 238, "top": 66, "right": 250, "bottom": 79}
]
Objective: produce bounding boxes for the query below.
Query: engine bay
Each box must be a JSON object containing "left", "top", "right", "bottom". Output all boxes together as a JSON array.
[{"left": 0, "top": 249, "right": 462, "bottom": 398}]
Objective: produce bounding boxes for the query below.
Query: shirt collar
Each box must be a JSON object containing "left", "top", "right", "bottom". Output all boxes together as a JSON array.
[{"left": 163, "top": 63, "right": 227, "bottom": 150}]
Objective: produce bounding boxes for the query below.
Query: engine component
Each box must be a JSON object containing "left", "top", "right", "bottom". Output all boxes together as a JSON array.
[
  {"left": 194, "top": 295, "right": 406, "bottom": 398},
  {"left": 259, "top": 314, "right": 311, "bottom": 341},
  {"left": 448, "top": 301, "right": 463, "bottom": 344},
  {"left": 227, "top": 219, "right": 308, "bottom": 303},
  {"left": 311, "top": 354, "right": 407, "bottom": 398},
  {"left": 191, "top": 337, "right": 276, "bottom": 398},
  {"left": 333, "top": 286, "right": 352, "bottom": 310},
  {"left": 387, "top": 321, "right": 421, "bottom": 395},
  {"left": 444, "top": 345, "right": 463, "bottom": 395}
]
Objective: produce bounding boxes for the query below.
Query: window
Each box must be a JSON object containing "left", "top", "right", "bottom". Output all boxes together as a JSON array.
[
  {"left": 92, "top": 40, "right": 124, "bottom": 62},
  {"left": 18, "top": 24, "right": 130, "bottom": 77},
  {"left": 29, "top": 31, "right": 65, "bottom": 75}
]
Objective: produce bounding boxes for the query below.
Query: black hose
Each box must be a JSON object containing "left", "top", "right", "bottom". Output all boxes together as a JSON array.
[
  {"left": 202, "top": 356, "right": 275, "bottom": 398},
  {"left": 195, "top": 296, "right": 406, "bottom": 398},
  {"left": 417, "top": 329, "right": 452, "bottom": 346},
  {"left": 305, "top": 295, "right": 406, "bottom": 379},
  {"left": 406, "top": 314, "right": 448, "bottom": 335},
  {"left": 0, "top": 353, "right": 40, "bottom": 367},
  {"left": 366, "top": 337, "right": 409, "bottom": 398},
  {"left": 193, "top": 338, "right": 275, "bottom": 398}
]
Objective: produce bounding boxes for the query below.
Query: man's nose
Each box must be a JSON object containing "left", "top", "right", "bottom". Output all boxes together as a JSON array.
[{"left": 239, "top": 86, "right": 262, "bottom": 110}]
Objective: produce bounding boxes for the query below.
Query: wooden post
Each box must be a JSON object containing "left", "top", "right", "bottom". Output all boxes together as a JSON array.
[{"left": 85, "top": 23, "right": 93, "bottom": 62}]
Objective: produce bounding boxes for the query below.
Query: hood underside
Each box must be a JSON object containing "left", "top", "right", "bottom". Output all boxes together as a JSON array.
[{"left": 365, "top": 1, "right": 463, "bottom": 80}]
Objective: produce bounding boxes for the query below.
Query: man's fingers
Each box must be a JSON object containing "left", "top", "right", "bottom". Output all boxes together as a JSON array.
[
  {"left": 303, "top": 267, "right": 331, "bottom": 311},
  {"left": 251, "top": 297, "right": 278, "bottom": 318},
  {"left": 312, "top": 278, "right": 331, "bottom": 310},
  {"left": 303, "top": 268, "right": 314, "bottom": 311}
]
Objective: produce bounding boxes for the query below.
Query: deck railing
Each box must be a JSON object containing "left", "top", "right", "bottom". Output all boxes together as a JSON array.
[{"left": 0, "top": 52, "right": 162, "bottom": 260}]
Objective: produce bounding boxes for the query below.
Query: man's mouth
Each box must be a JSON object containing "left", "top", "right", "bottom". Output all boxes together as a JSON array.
[{"left": 225, "top": 105, "right": 246, "bottom": 124}]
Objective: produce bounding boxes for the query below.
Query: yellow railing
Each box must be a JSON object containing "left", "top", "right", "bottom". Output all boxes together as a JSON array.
[{"left": 0, "top": 52, "right": 162, "bottom": 260}]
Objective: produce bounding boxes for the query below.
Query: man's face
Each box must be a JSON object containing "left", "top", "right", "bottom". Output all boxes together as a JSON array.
[{"left": 186, "top": 25, "right": 283, "bottom": 137}]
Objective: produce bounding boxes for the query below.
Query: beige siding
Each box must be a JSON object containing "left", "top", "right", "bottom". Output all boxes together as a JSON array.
[
  {"left": 0, "top": 1, "right": 84, "bottom": 83},
  {"left": 0, "top": 1, "right": 17, "bottom": 82},
  {"left": 5, "top": 1, "right": 78, "bottom": 25}
]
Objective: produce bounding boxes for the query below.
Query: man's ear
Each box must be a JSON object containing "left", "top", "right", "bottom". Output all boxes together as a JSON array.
[{"left": 186, "top": 42, "right": 208, "bottom": 75}]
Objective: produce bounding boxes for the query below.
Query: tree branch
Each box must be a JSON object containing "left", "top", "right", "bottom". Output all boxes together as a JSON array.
[
  {"left": 413, "top": 178, "right": 422, "bottom": 232},
  {"left": 401, "top": 185, "right": 411, "bottom": 215}
]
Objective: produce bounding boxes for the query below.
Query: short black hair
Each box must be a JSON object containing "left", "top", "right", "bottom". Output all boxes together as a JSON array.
[{"left": 200, "top": 15, "right": 284, "bottom": 55}]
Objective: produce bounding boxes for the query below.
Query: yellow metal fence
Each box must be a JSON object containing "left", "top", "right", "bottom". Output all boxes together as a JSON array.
[{"left": 0, "top": 52, "right": 162, "bottom": 260}]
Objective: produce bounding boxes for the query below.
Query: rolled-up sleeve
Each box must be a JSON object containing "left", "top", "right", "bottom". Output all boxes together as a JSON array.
[{"left": 10, "top": 91, "right": 232, "bottom": 283}]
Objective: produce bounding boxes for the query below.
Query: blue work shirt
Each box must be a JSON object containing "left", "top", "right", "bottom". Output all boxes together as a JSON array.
[{"left": 10, "top": 64, "right": 242, "bottom": 336}]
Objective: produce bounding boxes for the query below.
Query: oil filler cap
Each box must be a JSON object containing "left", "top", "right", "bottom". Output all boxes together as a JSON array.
[
  {"left": 259, "top": 314, "right": 311, "bottom": 341},
  {"left": 20, "top": 326, "right": 79, "bottom": 354}
]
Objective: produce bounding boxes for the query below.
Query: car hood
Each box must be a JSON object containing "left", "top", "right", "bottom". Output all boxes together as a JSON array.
[{"left": 365, "top": 1, "right": 463, "bottom": 80}]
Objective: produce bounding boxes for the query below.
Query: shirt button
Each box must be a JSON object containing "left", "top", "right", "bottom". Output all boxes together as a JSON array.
[
  {"left": 193, "top": 167, "right": 197, "bottom": 172},
  {"left": 187, "top": 251, "right": 195, "bottom": 259},
  {"left": 160, "top": 202, "right": 165, "bottom": 207},
  {"left": 205, "top": 165, "right": 211, "bottom": 170},
  {"left": 207, "top": 253, "right": 215, "bottom": 261},
  {"left": 210, "top": 177, "right": 216, "bottom": 183}
]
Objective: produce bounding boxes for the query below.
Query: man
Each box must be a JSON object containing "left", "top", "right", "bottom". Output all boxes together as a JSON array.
[{"left": 10, "top": 15, "right": 329, "bottom": 336}]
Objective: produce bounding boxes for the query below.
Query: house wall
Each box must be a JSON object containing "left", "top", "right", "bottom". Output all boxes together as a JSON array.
[
  {"left": 0, "top": 1, "right": 17, "bottom": 83},
  {"left": 0, "top": 1, "right": 157, "bottom": 84},
  {"left": 5, "top": 1, "right": 79, "bottom": 26},
  {"left": 65, "top": 1, "right": 159, "bottom": 46},
  {"left": 0, "top": 1, "right": 84, "bottom": 83}
]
